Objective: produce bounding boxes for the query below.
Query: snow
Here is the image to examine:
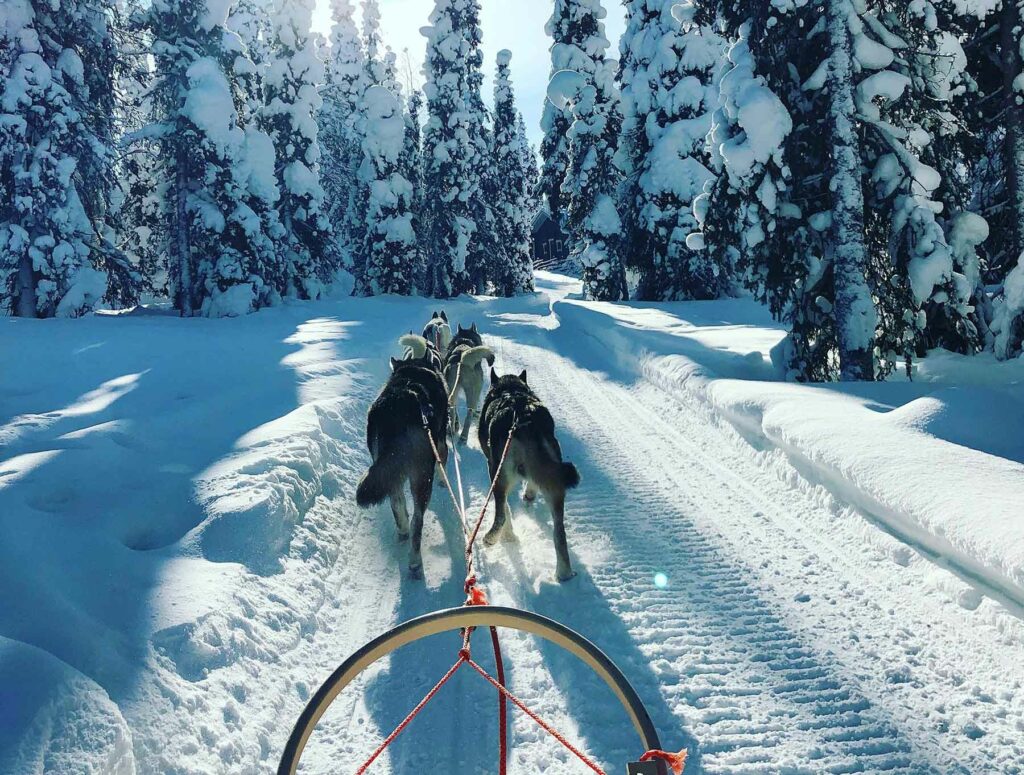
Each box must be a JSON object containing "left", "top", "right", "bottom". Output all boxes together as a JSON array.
[
  {"left": 2, "top": 276, "right": 1024, "bottom": 773},
  {"left": 714, "top": 31, "right": 792, "bottom": 188},
  {"left": 183, "top": 58, "right": 243, "bottom": 153},
  {"left": 550, "top": 278, "right": 1024, "bottom": 609}
]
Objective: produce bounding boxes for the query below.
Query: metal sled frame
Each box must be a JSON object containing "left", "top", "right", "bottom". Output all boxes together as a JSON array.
[{"left": 277, "top": 605, "right": 664, "bottom": 774}]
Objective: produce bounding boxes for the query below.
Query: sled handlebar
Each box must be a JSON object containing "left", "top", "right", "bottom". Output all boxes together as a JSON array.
[{"left": 277, "top": 605, "right": 663, "bottom": 774}]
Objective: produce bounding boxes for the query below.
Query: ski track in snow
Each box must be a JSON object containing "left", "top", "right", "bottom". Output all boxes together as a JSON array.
[{"left": 3, "top": 280, "right": 1023, "bottom": 774}]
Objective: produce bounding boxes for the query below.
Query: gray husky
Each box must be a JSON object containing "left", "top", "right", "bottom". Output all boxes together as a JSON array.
[
  {"left": 356, "top": 355, "right": 449, "bottom": 576},
  {"left": 422, "top": 310, "right": 452, "bottom": 352},
  {"left": 444, "top": 323, "right": 495, "bottom": 445},
  {"left": 478, "top": 370, "right": 580, "bottom": 581}
]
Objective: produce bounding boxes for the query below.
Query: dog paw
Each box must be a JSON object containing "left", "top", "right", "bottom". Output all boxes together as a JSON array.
[
  {"left": 483, "top": 528, "right": 501, "bottom": 547},
  {"left": 522, "top": 490, "right": 538, "bottom": 504},
  {"left": 397, "top": 531, "right": 409, "bottom": 543},
  {"left": 408, "top": 563, "right": 423, "bottom": 580},
  {"left": 556, "top": 568, "right": 577, "bottom": 583}
]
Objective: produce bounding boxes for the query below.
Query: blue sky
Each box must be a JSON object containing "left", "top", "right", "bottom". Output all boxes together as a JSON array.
[{"left": 312, "top": 0, "right": 627, "bottom": 147}]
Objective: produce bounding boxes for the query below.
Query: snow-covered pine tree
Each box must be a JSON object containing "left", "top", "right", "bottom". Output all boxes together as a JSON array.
[
  {"left": 540, "top": 0, "right": 608, "bottom": 223},
  {"left": 362, "top": 0, "right": 399, "bottom": 93},
  {"left": 846, "top": 1, "right": 977, "bottom": 374},
  {"left": 548, "top": 2, "right": 628, "bottom": 302},
  {"left": 624, "top": 1, "right": 727, "bottom": 301},
  {"left": 227, "top": 0, "right": 273, "bottom": 73},
  {"left": 464, "top": 2, "right": 498, "bottom": 293},
  {"left": 492, "top": 50, "right": 535, "bottom": 296},
  {"left": 264, "top": 0, "right": 333, "bottom": 299},
  {"left": 617, "top": 0, "right": 660, "bottom": 289},
  {"left": 944, "top": 0, "right": 1024, "bottom": 359},
  {"left": 113, "top": 32, "right": 166, "bottom": 302},
  {"left": 359, "top": 85, "right": 420, "bottom": 295},
  {"left": 420, "top": 0, "right": 488, "bottom": 297},
  {"left": 516, "top": 113, "right": 542, "bottom": 219},
  {"left": 140, "top": 0, "right": 282, "bottom": 316},
  {"left": 319, "top": 0, "right": 366, "bottom": 275},
  {"left": 400, "top": 89, "right": 426, "bottom": 291},
  {"left": 0, "top": 0, "right": 127, "bottom": 317},
  {"left": 697, "top": 4, "right": 841, "bottom": 381}
]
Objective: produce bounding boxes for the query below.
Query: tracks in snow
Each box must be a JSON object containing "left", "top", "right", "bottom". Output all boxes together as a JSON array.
[{"left": 466, "top": 331, "right": 1024, "bottom": 774}]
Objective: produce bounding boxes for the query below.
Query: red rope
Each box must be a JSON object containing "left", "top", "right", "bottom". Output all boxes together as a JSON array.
[
  {"left": 490, "top": 626, "right": 509, "bottom": 771},
  {"left": 464, "top": 657, "right": 607, "bottom": 775},
  {"left": 354, "top": 655, "right": 466, "bottom": 775}
]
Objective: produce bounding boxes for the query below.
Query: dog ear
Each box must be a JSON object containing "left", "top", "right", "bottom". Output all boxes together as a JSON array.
[
  {"left": 432, "top": 310, "right": 438, "bottom": 319},
  {"left": 390, "top": 357, "right": 400, "bottom": 371},
  {"left": 471, "top": 322, "right": 478, "bottom": 332},
  {"left": 519, "top": 370, "right": 528, "bottom": 383},
  {"left": 458, "top": 323, "right": 466, "bottom": 332},
  {"left": 440, "top": 310, "right": 448, "bottom": 322},
  {"left": 490, "top": 367, "right": 499, "bottom": 387}
]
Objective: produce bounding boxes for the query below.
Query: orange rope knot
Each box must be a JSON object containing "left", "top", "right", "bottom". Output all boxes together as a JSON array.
[
  {"left": 640, "top": 749, "right": 688, "bottom": 775},
  {"left": 465, "top": 584, "right": 489, "bottom": 607}
]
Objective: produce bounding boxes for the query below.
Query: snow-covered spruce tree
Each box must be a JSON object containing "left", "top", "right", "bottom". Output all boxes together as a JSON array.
[
  {"left": 362, "top": 0, "right": 400, "bottom": 94},
  {"left": 517, "top": 113, "right": 542, "bottom": 219},
  {"left": 264, "top": 0, "right": 333, "bottom": 299},
  {"left": 227, "top": 0, "right": 273, "bottom": 73},
  {"left": 114, "top": 5, "right": 168, "bottom": 301},
  {"left": 617, "top": 0, "right": 664, "bottom": 289},
  {"left": 358, "top": 86, "right": 420, "bottom": 295},
  {"left": 492, "top": 50, "right": 535, "bottom": 296},
  {"left": 943, "top": 0, "right": 1024, "bottom": 359},
  {"left": 549, "top": 52, "right": 629, "bottom": 300},
  {"left": 623, "top": 1, "right": 727, "bottom": 301},
  {"left": 697, "top": 4, "right": 844, "bottom": 381},
  {"left": 141, "top": 0, "right": 283, "bottom": 316},
  {"left": 847, "top": 1, "right": 978, "bottom": 373},
  {"left": 540, "top": 0, "right": 609, "bottom": 222},
  {"left": 420, "top": 0, "right": 489, "bottom": 297},
  {"left": 400, "top": 89, "right": 427, "bottom": 291},
  {"left": 319, "top": 0, "right": 366, "bottom": 273},
  {"left": 0, "top": 0, "right": 128, "bottom": 317}
]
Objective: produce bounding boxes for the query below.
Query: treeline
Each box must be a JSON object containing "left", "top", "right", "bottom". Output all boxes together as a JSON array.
[
  {"left": 541, "top": 0, "right": 1024, "bottom": 379},
  {"left": 0, "top": 0, "right": 538, "bottom": 319}
]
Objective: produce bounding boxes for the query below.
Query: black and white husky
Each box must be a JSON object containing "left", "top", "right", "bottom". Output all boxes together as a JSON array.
[
  {"left": 444, "top": 323, "right": 495, "bottom": 445},
  {"left": 356, "top": 355, "right": 449, "bottom": 576},
  {"left": 422, "top": 310, "right": 452, "bottom": 352},
  {"left": 478, "top": 370, "right": 581, "bottom": 581}
]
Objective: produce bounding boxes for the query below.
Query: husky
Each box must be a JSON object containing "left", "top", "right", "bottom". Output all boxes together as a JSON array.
[
  {"left": 422, "top": 310, "right": 452, "bottom": 353},
  {"left": 356, "top": 355, "right": 449, "bottom": 576},
  {"left": 478, "top": 369, "right": 580, "bottom": 581},
  {"left": 399, "top": 332, "right": 443, "bottom": 374},
  {"left": 443, "top": 323, "right": 495, "bottom": 445}
]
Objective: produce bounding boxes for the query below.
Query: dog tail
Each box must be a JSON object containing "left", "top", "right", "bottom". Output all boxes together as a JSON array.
[
  {"left": 562, "top": 462, "right": 581, "bottom": 490},
  {"left": 460, "top": 345, "right": 495, "bottom": 370},
  {"left": 356, "top": 454, "right": 399, "bottom": 507},
  {"left": 400, "top": 333, "right": 429, "bottom": 359}
]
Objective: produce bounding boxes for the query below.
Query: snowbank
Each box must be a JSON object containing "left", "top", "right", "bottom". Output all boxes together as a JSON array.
[{"left": 552, "top": 290, "right": 1024, "bottom": 608}]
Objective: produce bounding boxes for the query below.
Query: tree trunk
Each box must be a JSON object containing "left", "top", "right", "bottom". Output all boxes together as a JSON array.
[
  {"left": 15, "top": 249, "right": 36, "bottom": 317},
  {"left": 827, "top": 0, "right": 876, "bottom": 381},
  {"left": 174, "top": 147, "right": 192, "bottom": 317},
  {"left": 1001, "top": 0, "right": 1024, "bottom": 264}
]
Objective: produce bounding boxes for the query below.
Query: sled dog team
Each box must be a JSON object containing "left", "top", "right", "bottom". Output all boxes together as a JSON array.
[{"left": 356, "top": 310, "right": 580, "bottom": 582}]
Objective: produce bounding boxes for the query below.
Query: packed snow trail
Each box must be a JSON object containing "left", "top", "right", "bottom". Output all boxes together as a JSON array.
[{"left": 2, "top": 277, "right": 1022, "bottom": 774}]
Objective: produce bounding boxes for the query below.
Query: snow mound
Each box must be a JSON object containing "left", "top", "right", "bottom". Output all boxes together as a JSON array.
[{"left": 552, "top": 293, "right": 1024, "bottom": 608}]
